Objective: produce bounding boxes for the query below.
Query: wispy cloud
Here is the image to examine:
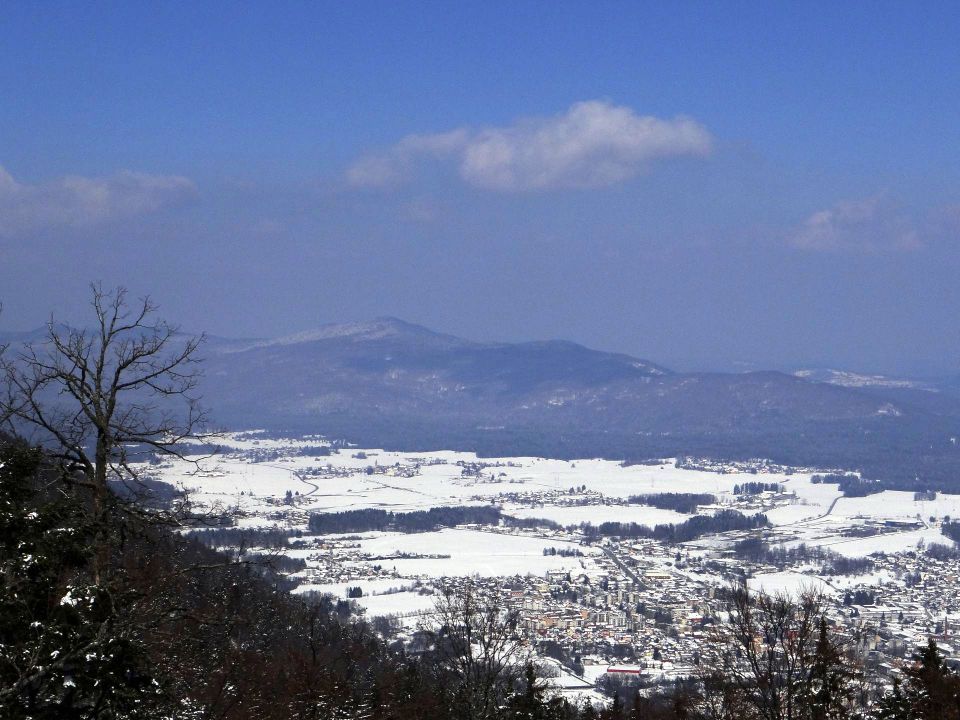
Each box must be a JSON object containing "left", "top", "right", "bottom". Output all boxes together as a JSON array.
[
  {"left": 0, "top": 165, "right": 196, "bottom": 237},
  {"left": 347, "top": 101, "right": 712, "bottom": 192},
  {"left": 788, "top": 196, "right": 921, "bottom": 253}
]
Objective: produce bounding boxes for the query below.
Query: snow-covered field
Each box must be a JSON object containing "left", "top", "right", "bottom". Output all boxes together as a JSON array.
[
  {"left": 350, "top": 527, "right": 599, "bottom": 577},
  {"left": 747, "top": 572, "right": 833, "bottom": 596},
  {"left": 832, "top": 491, "right": 960, "bottom": 522},
  {"left": 353, "top": 591, "right": 437, "bottom": 617},
  {"left": 292, "top": 578, "right": 418, "bottom": 597},
  {"left": 783, "top": 525, "right": 948, "bottom": 558},
  {"left": 505, "top": 504, "right": 690, "bottom": 527},
  {"left": 158, "top": 433, "right": 809, "bottom": 520},
  {"left": 141, "top": 431, "right": 960, "bottom": 613}
]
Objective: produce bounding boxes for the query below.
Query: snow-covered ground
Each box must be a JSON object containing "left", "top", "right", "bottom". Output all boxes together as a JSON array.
[
  {"left": 832, "top": 490, "right": 960, "bottom": 522},
  {"left": 349, "top": 527, "right": 599, "bottom": 577},
  {"left": 141, "top": 431, "right": 960, "bottom": 613},
  {"left": 352, "top": 591, "right": 438, "bottom": 617},
  {"left": 505, "top": 504, "right": 690, "bottom": 527},
  {"left": 157, "top": 432, "right": 811, "bottom": 520},
  {"left": 747, "top": 572, "right": 833, "bottom": 596},
  {"left": 786, "top": 525, "right": 949, "bottom": 558}
]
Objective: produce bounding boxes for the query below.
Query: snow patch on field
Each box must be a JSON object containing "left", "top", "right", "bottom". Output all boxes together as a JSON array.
[
  {"left": 782, "top": 526, "right": 949, "bottom": 558},
  {"left": 355, "top": 592, "right": 437, "bottom": 617},
  {"left": 832, "top": 491, "right": 960, "bottom": 522},
  {"left": 292, "top": 578, "right": 417, "bottom": 597},
  {"left": 506, "top": 504, "right": 690, "bottom": 527},
  {"left": 353, "top": 528, "right": 598, "bottom": 577},
  {"left": 747, "top": 572, "right": 832, "bottom": 597}
]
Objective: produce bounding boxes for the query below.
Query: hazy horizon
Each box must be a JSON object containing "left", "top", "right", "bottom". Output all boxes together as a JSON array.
[{"left": 0, "top": 312, "right": 951, "bottom": 379}]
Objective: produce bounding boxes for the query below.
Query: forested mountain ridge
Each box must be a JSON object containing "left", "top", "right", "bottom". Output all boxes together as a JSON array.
[
  {"left": 189, "top": 318, "right": 960, "bottom": 490},
  {"left": 197, "top": 317, "right": 896, "bottom": 430}
]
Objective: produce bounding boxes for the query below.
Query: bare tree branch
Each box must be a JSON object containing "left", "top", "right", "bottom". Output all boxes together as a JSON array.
[{"left": 0, "top": 284, "right": 209, "bottom": 581}]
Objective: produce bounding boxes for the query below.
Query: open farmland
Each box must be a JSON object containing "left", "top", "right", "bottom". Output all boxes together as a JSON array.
[
  {"left": 141, "top": 431, "right": 960, "bottom": 619},
  {"left": 142, "top": 434, "right": 960, "bottom": 698}
]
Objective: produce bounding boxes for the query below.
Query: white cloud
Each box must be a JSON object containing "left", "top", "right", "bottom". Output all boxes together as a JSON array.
[
  {"left": 344, "top": 155, "right": 405, "bottom": 188},
  {"left": 346, "top": 100, "right": 712, "bottom": 192},
  {"left": 0, "top": 165, "right": 196, "bottom": 237},
  {"left": 788, "top": 196, "right": 921, "bottom": 253},
  {"left": 345, "top": 129, "right": 471, "bottom": 188}
]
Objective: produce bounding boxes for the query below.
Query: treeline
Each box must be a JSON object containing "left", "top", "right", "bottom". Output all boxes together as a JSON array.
[
  {"left": 926, "top": 542, "right": 960, "bottom": 560},
  {"left": 733, "top": 481, "right": 781, "bottom": 495},
  {"left": 844, "top": 589, "right": 877, "bottom": 605},
  {"left": 941, "top": 521, "right": 960, "bottom": 544},
  {"left": 812, "top": 473, "right": 882, "bottom": 497},
  {"left": 811, "top": 473, "right": 856, "bottom": 484},
  {"left": 243, "top": 552, "right": 307, "bottom": 574},
  {"left": 506, "top": 515, "right": 563, "bottom": 531},
  {"left": 305, "top": 505, "right": 772, "bottom": 544},
  {"left": 543, "top": 546, "right": 584, "bottom": 557},
  {"left": 190, "top": 526, "right": 295, "bottom": 549},
  {"left": 308, "top": 505, "right": 503, "bottom": 534},
  {"left": 839, "top": 477, "right": 883, "bottom": 497},
  {"left": 626, "top": 492, "right": 716, "bottom": 513},
  {"left": 733, "top": 538, "right": 875, "bottom": 575},
  {"left": 580, "top": 510, "right": 768, "bottom": 543},
  {"left": 108, "top": 476, "right": 184, "bottom": 507},
  {"left": 289, "top": 412, "right": 960, "bottom": 494}
]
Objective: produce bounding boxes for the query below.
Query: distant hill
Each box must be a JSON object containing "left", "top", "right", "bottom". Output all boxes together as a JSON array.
[{"left": 199, "top": 317, "right": 893, "bottom": 434}]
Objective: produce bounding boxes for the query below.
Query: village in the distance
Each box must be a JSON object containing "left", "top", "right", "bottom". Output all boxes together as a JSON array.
[{"left": 145, "top": 430, "right": 960, "bottom": 705}]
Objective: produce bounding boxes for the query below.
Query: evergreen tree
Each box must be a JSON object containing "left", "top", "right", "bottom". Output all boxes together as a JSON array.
[
  {"left": 871, "top": 680, "right": 910, "bottom": 720},
  {"left": 806, "top": 618, "right": 855, "bottom": 720},
  {"left": 603, "top": 692, "right": 625, "bottom": 720},
  {"left": 507, "top": 663, "right": 547, "bottom": 720},
  {"left": 0, "top": 443, "right": 163, "bottom": 717},
  {"left": 874, "top": 639, "right": 960, "bottom": 720}
]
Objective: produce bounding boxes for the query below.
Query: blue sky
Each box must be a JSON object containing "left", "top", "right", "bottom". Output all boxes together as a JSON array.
[{"left": 1, "top": 1, "right": 959, "bottom": 374}]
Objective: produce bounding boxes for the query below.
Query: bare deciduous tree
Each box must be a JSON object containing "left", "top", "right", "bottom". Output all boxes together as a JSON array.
[
  {"left": 703, "top": 585, "right": 862, "bottom": 720},
  {"left": 425, "top": 580, "right": 529, "bottom": 720},
  {"left": 0, "top": 283, "right": 207, "bottom": 580}
]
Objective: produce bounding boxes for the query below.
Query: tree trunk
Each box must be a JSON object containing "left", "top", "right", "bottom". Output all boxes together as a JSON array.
[{"left": 93, "top": 432, "right": 109, "bottom": 584}]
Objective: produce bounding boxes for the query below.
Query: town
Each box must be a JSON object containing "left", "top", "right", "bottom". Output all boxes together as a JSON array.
[{"left": 145, "top": 431, "right": 960, "bottom": 701}]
